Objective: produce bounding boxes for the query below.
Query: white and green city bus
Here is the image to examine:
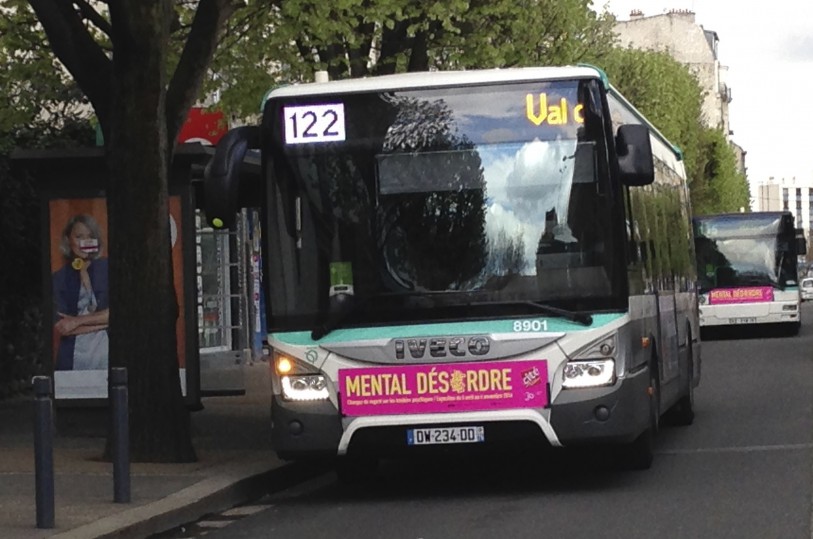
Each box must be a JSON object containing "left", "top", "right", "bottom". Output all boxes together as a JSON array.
[
  {"left": 694, "top": 211, "right": 806, "bottom": 336},
  {"left": 204, "top": 66, "right": 700, "bottom": 471}
]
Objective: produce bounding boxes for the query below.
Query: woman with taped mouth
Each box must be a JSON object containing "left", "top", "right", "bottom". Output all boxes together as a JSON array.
[{"left": 52, "top": 213, "right": 109, "bottom": 371}]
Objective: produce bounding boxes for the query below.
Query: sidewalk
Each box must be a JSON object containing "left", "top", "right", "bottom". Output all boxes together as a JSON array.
[{"left": 0, "top": 360, "right": 300, "bottom": 539}]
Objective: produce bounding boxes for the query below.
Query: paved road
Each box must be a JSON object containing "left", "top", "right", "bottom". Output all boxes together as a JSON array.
[{"left": 161, "top": 305, "right": 813, "bottom": 539}]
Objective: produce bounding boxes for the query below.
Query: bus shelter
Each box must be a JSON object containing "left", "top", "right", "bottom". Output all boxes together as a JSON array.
[{"left": 11, "top": 144, "right": 264, "bottom": 407}]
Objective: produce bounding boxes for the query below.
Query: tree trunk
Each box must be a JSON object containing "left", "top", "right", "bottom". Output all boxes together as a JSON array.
[
  {"left": 106, "top": 0, "right": 195, "bottom": 463},
  {"left": 376, "top": 19, "right": 410, "bottom": 76},
  {"left": 407, "top": 30, "right": 429, "bottom": 72}
]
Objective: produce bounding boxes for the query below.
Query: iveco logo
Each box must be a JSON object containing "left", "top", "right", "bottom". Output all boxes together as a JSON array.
[{"left": 393, "top": 336, "right": 491, "bottom": 360}]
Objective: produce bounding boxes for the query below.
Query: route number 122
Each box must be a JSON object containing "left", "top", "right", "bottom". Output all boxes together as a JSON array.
[{"left": 284, "top": 103, "right": 346, "bottom": 145}]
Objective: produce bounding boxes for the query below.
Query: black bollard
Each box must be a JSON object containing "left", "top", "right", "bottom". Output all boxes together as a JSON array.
[
  {"left": 110, "top": 367, "right": 130, "bottom": 503},
  {"left": 33, "top": 376, "right": 54, "bottom": 529}
]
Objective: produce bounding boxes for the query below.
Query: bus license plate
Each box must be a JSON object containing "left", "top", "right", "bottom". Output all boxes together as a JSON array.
[
  {"left": 407, "top": 426, "right": 485, "bottom": 446},
  {"left": 729, "top": 317, "right": 757, "bottom": 324}
]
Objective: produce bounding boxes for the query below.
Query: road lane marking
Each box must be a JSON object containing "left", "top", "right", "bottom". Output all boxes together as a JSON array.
[
  {"left": 221, "top": 504, "right": 273, "bottom": 517},
  {"left": 659, "top": 442, "right": 813, "bottom": 455},
  {"left": 196, "top": 520, "right": 233, "bottom": 528}
]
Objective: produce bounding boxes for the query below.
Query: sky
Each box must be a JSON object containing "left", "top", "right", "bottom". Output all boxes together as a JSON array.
[{"left": 593, "top": 0, "right": 813, "bottom": 188}]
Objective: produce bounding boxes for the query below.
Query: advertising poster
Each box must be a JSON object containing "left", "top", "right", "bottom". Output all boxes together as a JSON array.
[
  {"left": 708, "top": 286, "right": 774, "bottom": 304},
  {"left": 339, "top": 360, "right": 549, "bottom": 417},
  {"left": 49, "top": 196, "right": 187, "bottom": 400}
]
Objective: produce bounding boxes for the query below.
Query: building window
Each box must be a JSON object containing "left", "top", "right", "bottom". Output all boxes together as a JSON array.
[
  {"left": 783, "top": 188, "right": 789, "bottom": 211},
  {"left": 807, "top": 188, "right": 813, "bottom": 232}
]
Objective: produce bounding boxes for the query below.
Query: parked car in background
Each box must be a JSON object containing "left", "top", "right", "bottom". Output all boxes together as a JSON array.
[{"left": 802, "top": 278, "right": 813, "bottom": 301}]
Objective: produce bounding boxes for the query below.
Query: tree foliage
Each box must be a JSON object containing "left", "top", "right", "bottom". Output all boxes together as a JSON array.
[
  {"left": 0, "top": 0, "right": 95, "bottom": 397},
  {"left": 693, "top": 128, "right": 750, "bottom": 214},
  {"left": 20, "top": 0, "right": 236, "bottom": 462},
  {"left": 207, "top": 1, "right": 746, "bottom": 215},
  {"left": 208, "top": 0, "right": 617, "bottom": 119},
  {"left": 595, "top": 46, "right": 750, "bottom": 215},
  {"left": 595, "top": 48, "right": 704, "bottom": 185}
]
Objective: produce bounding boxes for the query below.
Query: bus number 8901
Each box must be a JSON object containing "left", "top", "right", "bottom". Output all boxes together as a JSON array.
[{"left": 513, "top": 320, "right": 548, "bottom": 332}]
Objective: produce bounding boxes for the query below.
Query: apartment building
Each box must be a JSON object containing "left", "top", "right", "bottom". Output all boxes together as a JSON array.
[
  {"left": 614, "top": 9, "right": 731, "bottom": 132},
  {"left": 613, "top": 9, "right": 746, "bottom": 176},
  {"left": 755, "top": 176, "right": 813, "bottom": 245}
]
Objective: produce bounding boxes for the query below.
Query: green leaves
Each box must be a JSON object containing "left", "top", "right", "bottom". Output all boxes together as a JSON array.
[
  {"left": 693, "top": 127, "right": 750, "bottom": 214},
  {"left": 0, "top": 0, "right": 93, "bottom": 142},
  {"left": 207, "top": 0, "right": 618, "bottom": 118},
  {"left": 0, "top": 1, "right": 96, "bottom": 396},
  {"left": 596, "top": 46, "right": 749, "bottom": 215}
]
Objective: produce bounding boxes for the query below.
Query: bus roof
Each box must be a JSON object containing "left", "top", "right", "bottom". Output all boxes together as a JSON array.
[
  {"left": 694, "top": 211, "right": 791, "bottom": 221},
  {"left": 265, "top": 66, "right": 604, "bottom": 100},
  {"left": 263, "top": 65, "right": 684, "bottom": 162}
]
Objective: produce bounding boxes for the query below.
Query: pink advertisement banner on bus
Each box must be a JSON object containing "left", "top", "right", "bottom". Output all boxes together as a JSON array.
[
  {"left": 339, "top": 360, "right": 548, "bottom": 417},
  {"left": 708, "top": 286, "right": 774, "bottom": 305}
]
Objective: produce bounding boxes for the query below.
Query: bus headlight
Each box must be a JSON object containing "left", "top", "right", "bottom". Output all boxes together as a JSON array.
[
  {"left": 281, "top": 374, "right": 330, "bottom": 401},
  {"left": 273, "top": 349, "right": 330, "bottom": 401},
  {"left": 562, "top": 359, "right": 615, "bottom": 389}
]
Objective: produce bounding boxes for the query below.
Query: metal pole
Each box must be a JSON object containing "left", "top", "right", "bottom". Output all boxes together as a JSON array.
[
  {"left": 33, "top": 376, "right": 54, "bottom": 529},
  {"left": 110, "top": 367, "right": 130, "bottom": 503}
]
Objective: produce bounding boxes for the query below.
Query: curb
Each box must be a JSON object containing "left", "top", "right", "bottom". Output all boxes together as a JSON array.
[{"left": 48, "top": 458, "right": 328, "bottom": 539}]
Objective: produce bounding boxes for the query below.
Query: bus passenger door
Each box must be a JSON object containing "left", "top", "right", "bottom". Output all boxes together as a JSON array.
[{"left": 657, "top": 291, "right": 680, "bottom": 387}]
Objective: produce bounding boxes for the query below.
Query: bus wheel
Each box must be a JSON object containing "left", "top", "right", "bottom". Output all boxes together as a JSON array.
[
  {"left": 666, "top": 341, "right": 695, "bottom": 426},
  {"left": 619, "top": 360, "right": 658, "bottom": 470}
]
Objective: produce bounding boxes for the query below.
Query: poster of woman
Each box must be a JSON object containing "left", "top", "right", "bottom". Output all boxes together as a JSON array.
[
  {"left": 53, "top": 212, "right": 110, "bottom": 370},
  {"left": 49, "top": 196, "right": 187, "bottom": 400},
  {"left": 49, "top": 197, "right": 109, "bottom": 399}
]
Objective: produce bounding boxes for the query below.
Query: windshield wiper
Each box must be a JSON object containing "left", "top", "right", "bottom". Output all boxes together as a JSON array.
[
  {"left": 311, "top": 295, "right": 371, "bottom": 341},
  {"left": 461, "top": 300, "right": 592, "bottom": 326},
  {"left": 310, "top": 292, "right": 450, "bottom": 340},
  {"left": 476, "top": 300, "right": 593, "bottom": 326},
  {"left": 311, "top": 295, "right": 593, "bottom": 340},
  {"left": 525, "top": 301, "right": 593, "bottom": 326}
]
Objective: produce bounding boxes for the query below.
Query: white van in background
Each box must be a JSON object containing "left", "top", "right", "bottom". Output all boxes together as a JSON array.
[{"left": 801, "top": 278, "right": 813, "bottom": 301}]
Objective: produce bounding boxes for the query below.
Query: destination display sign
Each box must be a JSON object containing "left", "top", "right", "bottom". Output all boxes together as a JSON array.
[
  {"left": 525, "top": 93, "right": 584, "bottom": 126},
  {"left": 280, "top": 84, "right": 585, "bottom": 147}
]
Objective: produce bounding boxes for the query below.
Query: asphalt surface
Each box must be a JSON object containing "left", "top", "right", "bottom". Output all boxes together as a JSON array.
[
  {"left": 175, "top": 311, "right": 813, "bottom": 539},
  {"left": 4, "top": 308, "right": 813, "bottom": 539}
]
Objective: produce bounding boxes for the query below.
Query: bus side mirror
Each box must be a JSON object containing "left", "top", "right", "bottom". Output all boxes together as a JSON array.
[
  {"left": 616, "top": 124, "right": 654, "bottom": 186},
  {"left": 203, "top": 126, "right": 260, "bottom": 229}
]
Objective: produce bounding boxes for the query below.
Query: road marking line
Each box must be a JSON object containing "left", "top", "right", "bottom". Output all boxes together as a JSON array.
[
  {"left": 221, "top": 504, "right": 273, "bottom": 517},
  {"left": 196, "top": 520, "right": 233, "bottom": 528},
  {"left": 660, "top": 442, "right": 813, "bottom": 455},
  {"left": 809, "top": 451, "right": 813, "bottom": 539}
]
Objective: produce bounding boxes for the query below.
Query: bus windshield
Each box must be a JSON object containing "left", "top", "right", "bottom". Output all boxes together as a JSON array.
[
  {"left": 265, "top": 79, "right": 624, "bottom": 330},
  {"left": 693, "top": 213, "right": 798, "bottom": 292}
]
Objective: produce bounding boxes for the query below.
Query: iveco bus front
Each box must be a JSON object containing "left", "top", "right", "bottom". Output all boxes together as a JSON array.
[
  {"left": 694, "top": 211, "right": 806, "bottom": 336},
  {"left": 204, "top": 66, "right": 700, "bottom": 473}
]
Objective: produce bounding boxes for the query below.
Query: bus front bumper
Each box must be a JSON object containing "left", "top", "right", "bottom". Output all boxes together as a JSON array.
[
  {"left": 270, "top": 365, "right": 652, "bottom": 459},
  {"left": 549, "top": 363, "right": 651, "bottom": 446},
  {"left": 699, "top": 303, "right": 799, "bottom": 327}
]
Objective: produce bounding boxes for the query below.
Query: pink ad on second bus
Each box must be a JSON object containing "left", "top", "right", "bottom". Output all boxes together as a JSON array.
[
  {"left": 708, "top": 286, "right": 773, "bottom": 305},
  {"left": 339, "top": 360, "right": 548, "bottom": 417}
]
